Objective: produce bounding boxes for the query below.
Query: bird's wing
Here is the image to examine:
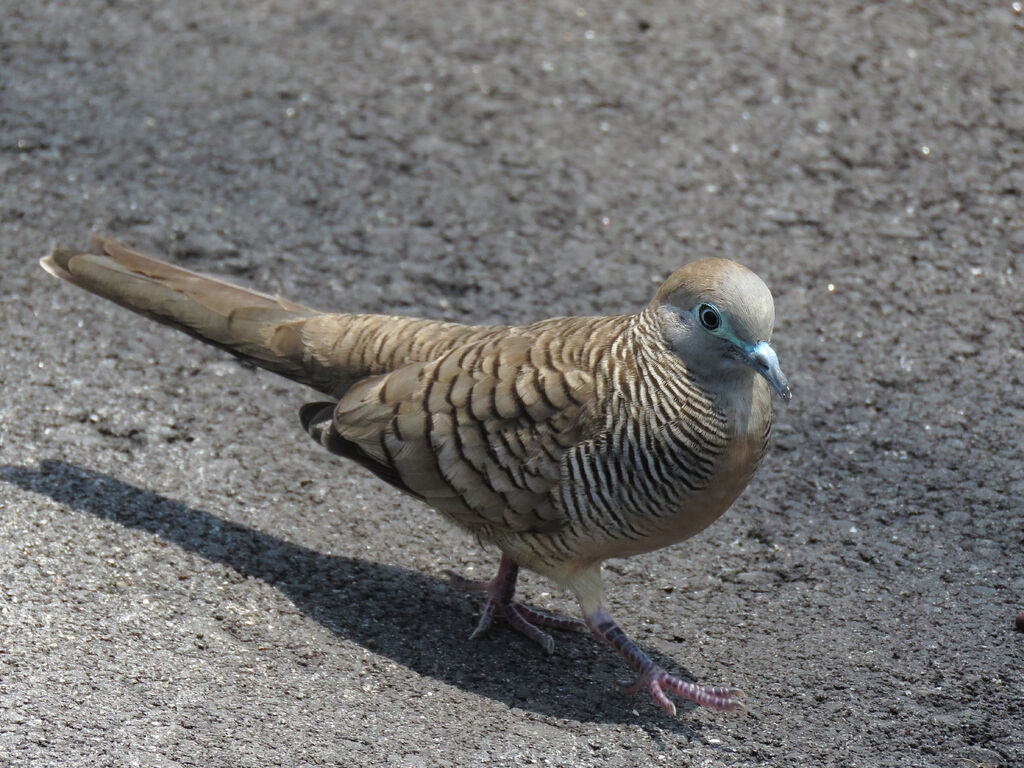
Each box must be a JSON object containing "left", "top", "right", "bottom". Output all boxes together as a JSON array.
[{"left": 310, "top": 330, "right": 600, "bottom": 534}]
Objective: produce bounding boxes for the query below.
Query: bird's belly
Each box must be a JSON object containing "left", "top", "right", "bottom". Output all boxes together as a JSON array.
[
  {"left": 498, "top": 400, "right": 770, "bottom": 581},
  {"left": 549, "top": 432, "right": 764, "bottom": 569},
  {"left": 651, "top": 448, "right": 759, "bottom": 547}
]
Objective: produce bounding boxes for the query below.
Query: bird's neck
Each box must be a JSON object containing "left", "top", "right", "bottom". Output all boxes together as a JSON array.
[
  {"left": 721, "top": 369, "right": 771, "bottom": 440},
  {"left": 628, "top": 310, "right": 770, "bottom": 441}
]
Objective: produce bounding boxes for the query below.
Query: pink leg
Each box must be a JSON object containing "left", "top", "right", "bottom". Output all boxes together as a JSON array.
[
  {"left": 585, "top": 605, "right": 747, "bottom": 715},
  {"left": 445, "top": 556, "right": 585, "bottom": 653}
]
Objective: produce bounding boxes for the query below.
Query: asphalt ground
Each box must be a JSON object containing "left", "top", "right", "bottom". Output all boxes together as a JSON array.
[{"left": 1, "top": 2, "right": 1022, "bottom": 766}]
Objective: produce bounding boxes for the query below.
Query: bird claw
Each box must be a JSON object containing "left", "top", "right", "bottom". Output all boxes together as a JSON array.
[
  {"left": 513, "top": 601, "right": 588, "bottom": 634},
  {"left": 446, "top": 560, "right": 580, "bottom": 654},
  {"left": 622, "top": 670, "right": 748, "bottom": 715},
  {"left": 468, "top": 595, "right": 498, "bottom": 639},
  {"left": 505, "top": 602, "right": 586, "bottom": 652},
  {"left": 443, "top": 570, "right": 488, "bottom": 591},
  {"left": 462, "top": 592, "right": 559, "bottom": 653}
]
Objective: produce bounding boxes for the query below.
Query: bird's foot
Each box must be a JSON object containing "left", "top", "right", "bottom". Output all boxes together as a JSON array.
[
  {"left": 621, "top": 669, "right": 746, "bottom": 715},
  {"left": 585, "top": 605, "right": 747, "bottom": 716},
  {"left": 444, "top": 558, "right": 584, "bottom": 654}
]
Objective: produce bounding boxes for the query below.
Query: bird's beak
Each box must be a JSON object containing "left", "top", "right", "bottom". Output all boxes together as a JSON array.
[{"left": 743, "top": 341, "right": 792, "bottom": 401}]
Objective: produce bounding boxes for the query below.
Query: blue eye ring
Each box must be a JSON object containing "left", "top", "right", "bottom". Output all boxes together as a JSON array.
[{"left": 697, "top": 303, "right": 722, "bottom": 331}]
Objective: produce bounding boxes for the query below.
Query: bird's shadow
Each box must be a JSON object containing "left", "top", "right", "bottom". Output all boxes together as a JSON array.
[{"left": 2, "top": 459, "right": 713, "bottom": 735}]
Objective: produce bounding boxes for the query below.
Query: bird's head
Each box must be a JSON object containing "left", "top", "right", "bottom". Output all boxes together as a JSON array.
[{"left": 650, "top": 258, "right": 791, "bottom": 401}]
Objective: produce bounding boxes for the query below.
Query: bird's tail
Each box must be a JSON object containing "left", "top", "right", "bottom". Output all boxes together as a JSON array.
[
  {"left": 42, "top": 237, "right": 505, "bottom": 397},
  {"left": 41, "top": 236, "right": 341, "bottom": 391}
]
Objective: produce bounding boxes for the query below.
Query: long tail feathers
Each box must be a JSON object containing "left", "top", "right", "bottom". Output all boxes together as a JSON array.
[
  {"left": 42, "top": 237, "right": 509, "bottom": 398},
  {"left": 41, "top": 237, "right": 329, "bottom": 390}
]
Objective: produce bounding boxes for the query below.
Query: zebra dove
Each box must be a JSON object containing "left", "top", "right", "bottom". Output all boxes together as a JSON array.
[{"left": 41, "top": 237, "right": 790, "bottom": 715}]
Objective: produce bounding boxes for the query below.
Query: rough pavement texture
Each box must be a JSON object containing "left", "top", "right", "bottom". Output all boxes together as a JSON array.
[{"left": 2, "top": 2, "right": 1022, "bottom": 766}]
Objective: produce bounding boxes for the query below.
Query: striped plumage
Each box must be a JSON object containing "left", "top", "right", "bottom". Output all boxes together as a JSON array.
[{"left": 41, "top": 237, "right": 790, "bottom": 716}]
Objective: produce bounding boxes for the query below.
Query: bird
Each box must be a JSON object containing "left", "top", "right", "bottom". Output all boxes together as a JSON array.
[{"left": 41, "top": 236, "right": 791, "bottom": 716}]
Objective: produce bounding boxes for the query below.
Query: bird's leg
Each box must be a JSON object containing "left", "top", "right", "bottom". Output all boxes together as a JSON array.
[
  {"left": 584, "top": 605, "right": 747, "bottom": 715},
  {"left": 445, "top": 555, "right": 585, "bottom": 653}
]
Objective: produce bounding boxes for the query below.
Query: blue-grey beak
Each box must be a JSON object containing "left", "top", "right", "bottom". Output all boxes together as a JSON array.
[{"left": 744, "top": 341, "right": 791, "bottom": 401}]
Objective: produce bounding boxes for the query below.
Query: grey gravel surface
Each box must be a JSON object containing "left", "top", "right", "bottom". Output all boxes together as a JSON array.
[{"left": 2, "top": 2, "right": 1023, "bottom": 766}]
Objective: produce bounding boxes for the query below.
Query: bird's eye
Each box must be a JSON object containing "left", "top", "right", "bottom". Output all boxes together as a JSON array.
[{"left": 697, "top": 303, "right": 721, "bottom": 331}]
